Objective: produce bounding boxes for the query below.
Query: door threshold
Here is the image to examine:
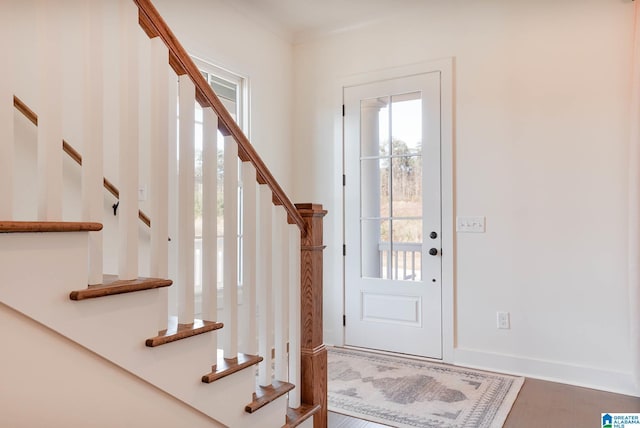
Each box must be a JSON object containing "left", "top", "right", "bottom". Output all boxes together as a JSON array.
[{"left": 336, "top": 344, "right": 444, "bottom": 364}]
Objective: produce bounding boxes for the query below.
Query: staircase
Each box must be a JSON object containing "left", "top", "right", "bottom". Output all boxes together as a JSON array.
[{"left": 0, "top": 1, "right": 326, "bottom": 427}]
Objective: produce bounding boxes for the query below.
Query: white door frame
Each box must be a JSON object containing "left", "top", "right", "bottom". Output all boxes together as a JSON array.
[{"left": 340, "top": 58, "right": 455, "bottom": 362}]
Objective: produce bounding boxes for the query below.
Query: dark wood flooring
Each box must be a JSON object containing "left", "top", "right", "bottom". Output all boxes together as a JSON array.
[{"left": 329, "top": 377, "right": 640, "bottom": 427}]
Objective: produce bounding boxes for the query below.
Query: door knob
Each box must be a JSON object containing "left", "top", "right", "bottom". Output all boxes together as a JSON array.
[{"left": 429, "top": 248, "right": 438, "bottom": 256}]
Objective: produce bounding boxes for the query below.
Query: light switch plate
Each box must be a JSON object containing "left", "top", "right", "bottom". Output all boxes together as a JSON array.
[
  {"left": 138, "top": 185, "right": 147, "bottom": 202},
  {"left": 456, "top": 216, "right": 485, "bottom": 233}
]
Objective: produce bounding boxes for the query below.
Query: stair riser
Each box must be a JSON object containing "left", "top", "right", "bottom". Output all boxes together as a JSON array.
[{"left": 0, "top": 232, "right": 89, "bottom": 313}]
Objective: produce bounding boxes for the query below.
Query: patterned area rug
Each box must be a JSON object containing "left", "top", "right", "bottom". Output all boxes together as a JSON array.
[{"left": 328, "top": 347, "right": 524, "bottom": 428}]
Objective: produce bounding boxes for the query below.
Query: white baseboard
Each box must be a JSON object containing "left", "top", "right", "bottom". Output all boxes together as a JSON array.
[{"left": 454, "top": 347, "right": 639, "bottom": 398}]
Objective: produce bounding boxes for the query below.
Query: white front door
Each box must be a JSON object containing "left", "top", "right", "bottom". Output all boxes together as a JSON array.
[{"left": 344, "top": 72, "right": 442, "bottom": 359}]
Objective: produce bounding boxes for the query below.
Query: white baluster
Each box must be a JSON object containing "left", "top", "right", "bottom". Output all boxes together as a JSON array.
[
  {"left": 202, "top": 108, "right": 218, "bottom": 351},
  {"left": 82, "top": 0, "right": 104, "bottom": 285},
  {"left": 288, "top": 224, "right": 301, "bottom": 408},
  {"left": 150, "top": 39, "right": 171, "bottom": 330},
  {"left": 258, "top": 185, "right": 273, "bottom": 386},
  {"left": 117, "top": 0, "right": 139, "bottom": 280},
  {"left": 0, "top": 2, "right": 14, "bottom": 220},
  {"left": 274, "top": 207, "right": 289, "bottom": 381},
  {"left": 37, "top": 0, "right": 63, "bottom": 221},
  {"left": 177, "top": 75, "right": 195, "bottom": 323},
  {"left": 100, "top": 0, "right": 119, "bottom": 275},
  {"left": 223, "top": 136, "right": 238, "bottom": 359},
  {"left": 241, "top": 162, "right": 258, "bottom": 355},
  {"left": 167, "top": 72, "right": 179, "bottom": 318},
  {"left": 149, "top": 39, "right": 170, "bottom": 279},
  {"left": 138, "top": 18, "right": 151, "bottom": 275}
]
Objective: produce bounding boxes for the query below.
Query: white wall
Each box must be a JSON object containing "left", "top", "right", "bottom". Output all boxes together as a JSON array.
[
  {"left": 0, "top": 303, "right": 224, "bottom": 428},
  {"left": 153, "top": 0, "right": 295, "bottom": 195},
  {"left": 292, "top": 0, "right": 638, "bottom": 395}
]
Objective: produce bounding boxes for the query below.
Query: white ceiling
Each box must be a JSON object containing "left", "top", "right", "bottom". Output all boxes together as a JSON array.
[{"left": 227, "top": 0, "right": 424, "bottom": 42}]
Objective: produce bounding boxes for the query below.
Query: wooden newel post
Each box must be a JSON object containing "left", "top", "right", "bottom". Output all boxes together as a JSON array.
[{"left": 296, "top": 203, "right": 328, "bottom": 428}]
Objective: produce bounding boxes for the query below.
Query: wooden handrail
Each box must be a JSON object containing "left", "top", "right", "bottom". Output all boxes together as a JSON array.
[
  {"left": 133, "top": 0, "right": 306, "bottom": 235},
  {"left": 13, "top": 95, "right": 152, "bottom": 228}
]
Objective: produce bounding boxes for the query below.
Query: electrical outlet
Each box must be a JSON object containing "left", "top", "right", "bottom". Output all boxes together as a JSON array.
[{"left": 497, "top": 311, "right": 510, "bottom": 329}]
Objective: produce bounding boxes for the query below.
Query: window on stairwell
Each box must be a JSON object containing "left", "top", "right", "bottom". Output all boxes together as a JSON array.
[{"left": 191, "top": 58, "right": 248, "bottom": 318}]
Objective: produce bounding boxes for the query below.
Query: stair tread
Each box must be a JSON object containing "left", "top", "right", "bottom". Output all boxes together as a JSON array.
[
  {"left": 201, "top": 352, "right": 263, "bottom": 384},
  {"left": 0, "top": 221, "right": 102, "bottom": 233},
  {"left": 245, "top": 380, "right": 295, "bottom": 414},
  {"left": 146, "top": 317, "right": 223, "bottom": 347},
  {"left": 282, "top": 404, "right": 322, "bottom": 428},
  {"left": 69, "top": 275, "right": 172, "bottom": 301}
]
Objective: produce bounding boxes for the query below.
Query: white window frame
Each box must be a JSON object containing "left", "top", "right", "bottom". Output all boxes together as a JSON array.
[{"left": 189, "top": 58, "right": 249, "bottom": 316}]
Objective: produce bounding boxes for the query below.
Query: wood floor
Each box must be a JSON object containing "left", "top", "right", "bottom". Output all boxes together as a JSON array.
[{"left": 328, "top": 377, "right": 640, "bottom": 427}]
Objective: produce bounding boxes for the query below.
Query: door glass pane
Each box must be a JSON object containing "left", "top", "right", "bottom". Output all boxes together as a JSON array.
[
  {"left": 391, "top": 92, "right": 422, "bottom": 156},
  {"left": 360, "top": 96, "right": 390, "bottom": 157},
  {"left": 361, "top": 158, "right": 389, "bottom": 218},
  {"left": 361, "top": 219, "right": 390, "bottom": 279},
  {"left": 390, "top": 219, "right": 422, "bottom": 281},
  {"left": 391, "top": 155, "right": 422, "bottom": 218},
  {"left": 389, "top": 93, "right": 422, "bottom": 219}
]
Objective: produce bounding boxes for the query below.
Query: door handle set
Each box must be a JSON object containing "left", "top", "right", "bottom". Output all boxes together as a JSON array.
[{"left": 429, "top": 231, "right": 439, "bottom": 256}]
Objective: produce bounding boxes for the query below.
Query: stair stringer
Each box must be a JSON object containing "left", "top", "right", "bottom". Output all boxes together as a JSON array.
[
  {"left": 0, "top": 302, "right": 226, "bottom": 428},
  {"left": 0, "top": 231, "right": 288, "bottom": 428}
]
